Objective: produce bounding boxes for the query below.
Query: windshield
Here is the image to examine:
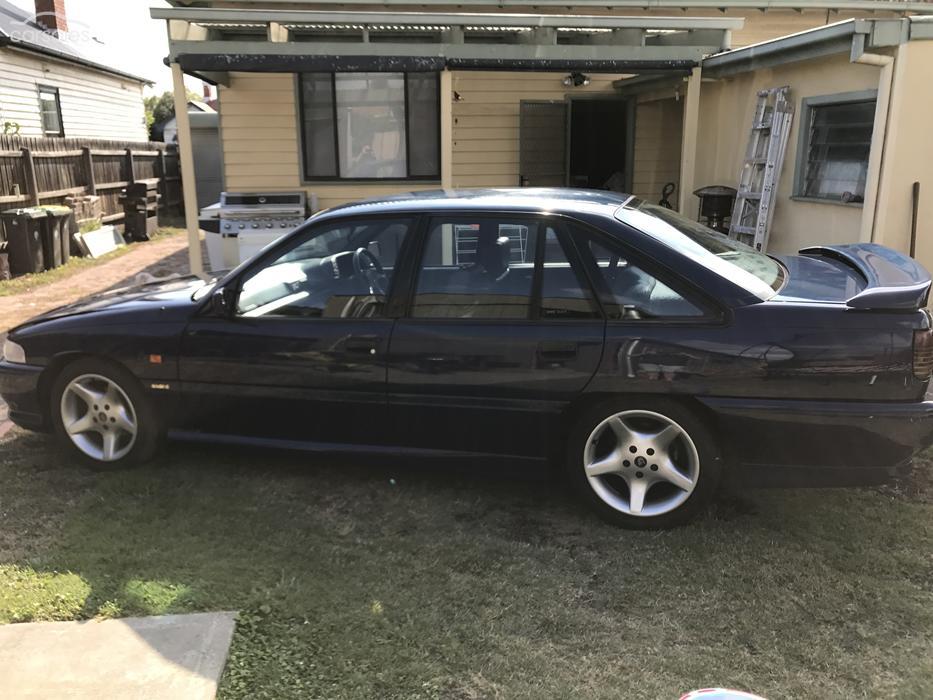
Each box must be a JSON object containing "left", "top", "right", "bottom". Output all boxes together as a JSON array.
[{"left": 615, "top": 198, "right": 785, "bottom": 300}]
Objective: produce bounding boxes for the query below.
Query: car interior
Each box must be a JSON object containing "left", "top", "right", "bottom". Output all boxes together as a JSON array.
[{"left": 235, "top": 219, "right": 409, "bottom": 319}]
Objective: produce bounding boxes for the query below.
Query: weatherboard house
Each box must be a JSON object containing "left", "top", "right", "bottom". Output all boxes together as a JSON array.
[
  {"left": 153, "top": 1, "right": 933, "bottom": 275},
  {"left": 0, "top": 0, "right": 149, "bottom": 141}
]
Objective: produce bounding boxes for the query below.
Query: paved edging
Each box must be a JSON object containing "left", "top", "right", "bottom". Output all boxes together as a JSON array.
[{"left": 0, "top": 612, "right": 237, "bottom": 699}]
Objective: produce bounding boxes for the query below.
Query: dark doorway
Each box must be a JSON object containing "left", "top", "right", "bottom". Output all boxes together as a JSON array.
[{"left": 568, "top": 99, "right": 630, "bottom": 192}]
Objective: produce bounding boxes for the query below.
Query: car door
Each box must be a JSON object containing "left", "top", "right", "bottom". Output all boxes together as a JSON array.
[
  {"left": 177, "top": 215, "right": 414, "bottom": 445},
  {"left": 386, "top": 213, "right": 605, "bottom": 459}
]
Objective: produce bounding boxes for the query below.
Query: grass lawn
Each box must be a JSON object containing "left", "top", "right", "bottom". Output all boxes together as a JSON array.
[
  {"left": 0, "top": 427, "right": 931, "bottom": 699},
  {"left": 0, "top": 226, "right": 184, "bottom": 297}
]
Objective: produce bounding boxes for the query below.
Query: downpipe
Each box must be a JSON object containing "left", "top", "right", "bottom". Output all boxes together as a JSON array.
[{"left": 851, "top": 36, "right": 895, "bottom": 244}]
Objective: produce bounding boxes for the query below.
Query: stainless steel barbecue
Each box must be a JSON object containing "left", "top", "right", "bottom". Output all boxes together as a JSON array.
[{"left": 206, "top": 191, "right": 311, "bottom": 270}]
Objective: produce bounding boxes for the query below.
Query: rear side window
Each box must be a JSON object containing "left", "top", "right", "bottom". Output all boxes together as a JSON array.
[{"left": 581, "top": 234, "right": 705, "bottom": 320}]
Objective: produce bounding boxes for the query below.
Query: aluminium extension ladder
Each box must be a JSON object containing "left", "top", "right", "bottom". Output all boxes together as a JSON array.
[{"left": 728, "top": 87, "right": 795, "bottom": 251}]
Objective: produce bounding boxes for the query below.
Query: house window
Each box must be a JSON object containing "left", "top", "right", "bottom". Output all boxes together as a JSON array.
[
  {"left": 795, "top": 91, "right": 876, "bottom": 204},
  {"left": 38, "top": 85, "right": 64, "bottom": 137},
  {"left": 299, "top": 72, "right": 440, "bottom": 181}
]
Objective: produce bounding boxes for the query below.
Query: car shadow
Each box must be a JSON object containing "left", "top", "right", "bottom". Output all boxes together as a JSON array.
[{"left": 2, "top": 428, "right": 931, "bottom": 696}]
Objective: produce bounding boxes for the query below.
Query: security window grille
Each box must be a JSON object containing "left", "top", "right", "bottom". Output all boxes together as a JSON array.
[
  {"left": 299, "top": 72, "right": 440, "bottom": 181},
  {"left": 801, "top": 99, "right": 875, "bottom": 202},
  {"left": 38, "top": 85, "right": 64, "bottom": 137}
]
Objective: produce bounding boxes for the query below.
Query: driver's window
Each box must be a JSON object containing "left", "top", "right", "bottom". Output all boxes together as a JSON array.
[{"left": 235, "top": 218, "right": 412, "bottom": 319}]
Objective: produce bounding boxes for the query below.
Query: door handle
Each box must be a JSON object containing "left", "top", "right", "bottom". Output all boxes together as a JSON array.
[
  {"left": 343, "top": 336, "right": 380, "bottom": 355},
  {"left": 537, "top": 341, "right": 578, "bottom": 360}
]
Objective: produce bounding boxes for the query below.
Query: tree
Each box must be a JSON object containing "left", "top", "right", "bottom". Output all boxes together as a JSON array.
[{"left": 144, "top": 89, "right": 200, "bottom": 140}]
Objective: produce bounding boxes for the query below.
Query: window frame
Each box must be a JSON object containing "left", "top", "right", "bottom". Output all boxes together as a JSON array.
[
  {"left": 792, "top": 89, "right": 877, "bottom": 207},
  {"left": 296, "top": 72, "right": 442, "bottom": 184},
  {"left": 37, "top": 84, "right": 64, "bottom": 137},
  {"left": 396, "top": 212, "right": 605, "bottom": 324}
]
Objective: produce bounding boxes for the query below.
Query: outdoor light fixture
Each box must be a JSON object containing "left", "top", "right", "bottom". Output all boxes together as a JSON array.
[{"left": 562, "top": 72, "right": 590, "bottom": 87}]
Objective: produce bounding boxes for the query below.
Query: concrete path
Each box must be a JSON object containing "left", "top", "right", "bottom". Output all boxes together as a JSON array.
[
  {"left": 0, "top": 233, "right": 197, "bottom": 438},
  {"left": 0, "top": 612, "right": 237, "bottom": 699}
]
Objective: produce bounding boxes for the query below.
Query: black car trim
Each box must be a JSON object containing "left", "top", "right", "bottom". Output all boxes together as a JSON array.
[
  {"left": 386, "top": 391, "right": 566, "bottom": 414},
  {"left": 179, "top": 380, "right": 387, "bottom": 406},
  {"left": 385, "top": 213, "right": 428, "bottom": 320},
  {"left": 552, "top": 221, "right": 607, "bottom": 321},
  {"left": 168, "top": 429, "right": 546, "bottom": 463}
]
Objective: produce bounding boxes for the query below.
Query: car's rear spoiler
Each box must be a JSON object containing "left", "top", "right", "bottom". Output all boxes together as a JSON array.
[{"left": 800, "top": 243, "right": 932, "bottom": 311}]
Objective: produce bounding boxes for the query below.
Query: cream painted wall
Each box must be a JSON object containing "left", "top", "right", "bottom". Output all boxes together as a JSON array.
[
  {"left": 694, "top": 52, "right": 881, "bottom": 254},
  {"left": 218, "top": 71, "right": 436, "bottom": 211},
  {"left": 219, "top": 69, "right": 675, "bottom": 210},
  {"left": 450, "top": 71, "right": 621, "bottom": 189},
  {"left": 872, "top": 40, "right": 933, "bottom": 272},
  {"left": 632, "top": 95, "right": 683, "bottom": 206}
]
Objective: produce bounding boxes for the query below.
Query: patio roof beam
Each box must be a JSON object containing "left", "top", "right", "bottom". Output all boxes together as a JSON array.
[
  {"left": 169, "top": 38, "right": 711, "bottom": 73},
  {"left": 155, "top": 8, "right": 738, "bottom": 75},
  {"left": 164, "top": 0, "right": 933, "bottom": 11},
  {"left": 151, "top": 8, "right": 745, "bottom": 32}
]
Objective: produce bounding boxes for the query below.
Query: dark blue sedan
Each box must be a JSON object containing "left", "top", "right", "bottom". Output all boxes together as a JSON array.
[{"left": 2, "top": 189, "right": 932, "bottom": 528}]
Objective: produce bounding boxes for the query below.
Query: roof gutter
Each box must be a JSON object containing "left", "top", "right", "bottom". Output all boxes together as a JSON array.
[{"left": 702, "top": 20, "right": 858, "bottom": 78}]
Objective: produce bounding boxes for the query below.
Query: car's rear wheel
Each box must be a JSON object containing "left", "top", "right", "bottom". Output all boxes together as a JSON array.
[
  {"left": 51, "top": 358, "right": 161, "bottom": 468},
  {"left": 566, "top": 398, "right": 722, "bottom": 529}
]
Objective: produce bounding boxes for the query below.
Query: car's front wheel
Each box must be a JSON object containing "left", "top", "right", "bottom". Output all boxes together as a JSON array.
[
  {"left": 51, "top": 358, "right": 162, "bottom": 468},
  {"left": 566, "top": 398, "right": 722, "bottom": 529}
]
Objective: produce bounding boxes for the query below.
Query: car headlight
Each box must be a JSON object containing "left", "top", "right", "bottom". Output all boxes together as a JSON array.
[{"left": 2, "top": 338, "right": 26, "bottom": 364}]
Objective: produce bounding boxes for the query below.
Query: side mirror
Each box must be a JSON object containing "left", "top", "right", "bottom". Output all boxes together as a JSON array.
[{"left": 210, "top": 287, "right": 235, "bottom": 317}]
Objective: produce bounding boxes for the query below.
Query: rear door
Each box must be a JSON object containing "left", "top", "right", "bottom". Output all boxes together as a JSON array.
[
  {"left": 386, "top": 213, "right": 604, "bottom": 459},
  {"left": 519, "top": 100, "right": 567, "bottom": 187}
]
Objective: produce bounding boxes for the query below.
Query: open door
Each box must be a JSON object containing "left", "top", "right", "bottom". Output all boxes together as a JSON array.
[
  {"left": 518, "top": 100, "right": 567, "bottom": 187},
  {"left": 567, "top": 98, "right": 633, "bottom": 192}
]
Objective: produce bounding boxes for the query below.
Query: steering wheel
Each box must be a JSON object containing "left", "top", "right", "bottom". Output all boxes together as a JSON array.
[{"left": 352, "top": 247, "right": 387, "bottom": 295}]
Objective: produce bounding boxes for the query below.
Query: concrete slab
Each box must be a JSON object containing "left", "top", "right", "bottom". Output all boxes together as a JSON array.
[{"left": 0, "top": 611, "right": 237, "bottom": 699}]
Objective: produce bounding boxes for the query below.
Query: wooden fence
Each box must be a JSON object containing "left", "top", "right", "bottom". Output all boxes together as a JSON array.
[{"left": 0, "top": 135, "right": 181, "bottom": 225}]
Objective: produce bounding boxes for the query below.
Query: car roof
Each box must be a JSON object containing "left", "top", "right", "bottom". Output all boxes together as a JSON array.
[{"left": 313, "top": 188, "right": 632, "bottom": 222}]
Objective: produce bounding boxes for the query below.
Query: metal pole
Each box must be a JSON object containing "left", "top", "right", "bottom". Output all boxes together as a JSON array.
[{"left": 171, "top": 62, "right": 205, "bottom": 278}]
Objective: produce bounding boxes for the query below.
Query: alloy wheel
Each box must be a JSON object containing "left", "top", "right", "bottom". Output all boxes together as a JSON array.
[
  {"left": 583, "top": 409, "right": 699, "bottom": 517},
  {"left": 60, "top": 373, "right": 138, "bottom": 462}
]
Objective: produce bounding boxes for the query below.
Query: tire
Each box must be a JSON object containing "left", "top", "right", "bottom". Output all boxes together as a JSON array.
[
  {"left": 565, "top": 397, "right": 722, "bottom": 529},
  {"left": 50, "top": 357, "right": 162, "bottom": 469}
]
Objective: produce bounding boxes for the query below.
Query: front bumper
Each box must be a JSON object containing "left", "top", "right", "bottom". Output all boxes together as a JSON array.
[
  {"left": 700, "top": 395, "right": 933, "bottom": 487},
  {"left": 0, "top": 359, "right": 46, "bottom": 430}
]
